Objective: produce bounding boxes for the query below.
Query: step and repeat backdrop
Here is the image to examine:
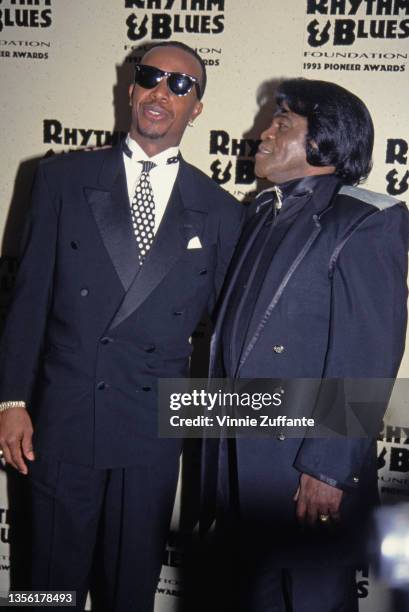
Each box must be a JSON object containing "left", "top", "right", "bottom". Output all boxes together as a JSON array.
[{"left": 1, "top": 1, "right": 409, "bottom": 610}]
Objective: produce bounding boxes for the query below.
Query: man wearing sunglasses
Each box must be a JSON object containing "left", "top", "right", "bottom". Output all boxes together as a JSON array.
[{"left": 0, "top": 41, "right": 243, "bottom": 611}]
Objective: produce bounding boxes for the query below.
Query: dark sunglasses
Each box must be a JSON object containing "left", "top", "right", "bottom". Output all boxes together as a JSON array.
[{"left": 134, "top": 64, "right": 201, "bottom": 99}]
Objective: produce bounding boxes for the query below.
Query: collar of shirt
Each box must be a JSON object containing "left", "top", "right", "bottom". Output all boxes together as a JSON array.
[
  {"left": 123, "top": 134, "right": 180, "bottom": 234},
  {"left": 257, "top": 174, "right": 338, "bottom": 221},
  {"left": 277, "top": 175, "right": 327, "bottom": 200},
  {"left": 124, "top": 134, "right": 179, "bottom": 166}
]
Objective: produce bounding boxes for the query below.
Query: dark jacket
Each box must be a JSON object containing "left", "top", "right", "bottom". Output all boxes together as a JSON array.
[
  {"left": 0, "top": 144, "right": 244, "bottom": 468},
  {"left": 208, "top": 174, "right": 408, "bottom": 565}
]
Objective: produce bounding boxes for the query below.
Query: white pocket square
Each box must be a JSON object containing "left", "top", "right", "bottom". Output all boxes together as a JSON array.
[{"left": 187, "top": 236, "right": 202, "bottom": 249}]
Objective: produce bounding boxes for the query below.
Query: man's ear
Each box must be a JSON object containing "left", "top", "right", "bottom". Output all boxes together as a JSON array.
[
  {"left": 190, "top": 101, "right": 203, "bottom": 124},
  {"left": 190, "top": 100, "right": 203, "bottom": 122},
  {"left": 128, "top": 84, "right": 135, "bottom": 107}
]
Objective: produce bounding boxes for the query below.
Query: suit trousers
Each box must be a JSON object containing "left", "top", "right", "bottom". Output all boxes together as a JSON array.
[
  {"left": 239, "top": 562, "right": 359, "bottom": 612},
  {"left": 28, "top": 455, "right": 179, "bottom": 612}
]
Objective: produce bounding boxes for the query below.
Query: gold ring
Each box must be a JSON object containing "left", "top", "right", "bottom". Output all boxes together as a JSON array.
[{"left": 319, "top": 513, "right": 330, "bottom": 523}]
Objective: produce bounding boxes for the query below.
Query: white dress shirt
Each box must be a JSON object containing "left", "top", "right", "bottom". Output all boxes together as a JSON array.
[{"left": 123, "top": 134, "right": 180, "bottom": 234}]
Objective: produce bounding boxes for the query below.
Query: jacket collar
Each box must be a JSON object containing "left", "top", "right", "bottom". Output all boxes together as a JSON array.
[
  {"left": 256, "top": 174, "right": 343, "bottom": 216},
  {"left": 85, "top": 144, "right": 209, "bottom": 329},
  {"left": 96, "top": 143, "right": 208, "bottom": 211},
  {"left": 283, "top": 174, "right": 343, "bottom": 215}
]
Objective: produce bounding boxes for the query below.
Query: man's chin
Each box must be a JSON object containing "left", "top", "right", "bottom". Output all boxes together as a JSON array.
[
  {"left": 254, "top": 165, "right": 266, "bottom": 179},
  {"left": 137, "top": 126, "right": 167, "bottom": 141}
]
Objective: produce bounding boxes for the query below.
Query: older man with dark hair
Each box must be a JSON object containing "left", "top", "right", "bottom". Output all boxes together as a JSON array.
[{"left": 204, "top": 78, "right": 408, "bottom": 611}]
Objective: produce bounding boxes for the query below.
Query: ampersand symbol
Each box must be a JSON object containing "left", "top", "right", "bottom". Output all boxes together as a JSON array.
[
  {"left": 210, "top": 160, "right": 232, "bottom": 185},
  {"left": 126, "top": 13, "right": 149, "bottom": 41},
  {"left": 386, "top": 169, "right": 409, "bottom": 196},
  {"left": 307, "top": 19, "right": 331, "bottom": 48}
]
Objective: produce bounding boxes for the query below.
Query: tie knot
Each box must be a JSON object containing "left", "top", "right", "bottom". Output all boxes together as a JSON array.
[{"left": 139, "top": 160, "right": 156, "bottom": 174}]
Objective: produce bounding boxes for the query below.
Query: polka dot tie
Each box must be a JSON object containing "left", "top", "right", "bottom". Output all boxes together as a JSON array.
[{"left": 131, "top": 160, "right": 157, "bottom": 265}]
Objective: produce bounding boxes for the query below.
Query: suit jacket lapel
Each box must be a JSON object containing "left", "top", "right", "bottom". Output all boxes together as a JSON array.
[
  {"left": 84, "top": 146, "right": 140, "bottom": 292},
  {"left": 209, "top": 202, "right": 272, "bottom": 375},
  {"left": 237, "top": 176, "right": 343, "bottom": 374},
  {"left": 109, "top": 159, "right": 208, "bottom": 330},
  {"left": 229, "top": 209, "right": 302, "bottom": 375}
]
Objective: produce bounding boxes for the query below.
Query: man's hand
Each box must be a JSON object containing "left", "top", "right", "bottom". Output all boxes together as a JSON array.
[
  {"left": 293, "top": 473, "right": 343, "bottom": 525},
  {"left": 0, "top": 407, "right": 35, "bottom": 474}
]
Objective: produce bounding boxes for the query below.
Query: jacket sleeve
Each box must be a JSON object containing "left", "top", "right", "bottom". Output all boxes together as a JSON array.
[
  {"left": 294, "top": 202, "right": 409, "bottom": 490},
  {"left": 208, "top": 193, "right": 245, "bottom": 314},
  {"left": 0, "top": 160, "right": 59, "bottom": 406}
]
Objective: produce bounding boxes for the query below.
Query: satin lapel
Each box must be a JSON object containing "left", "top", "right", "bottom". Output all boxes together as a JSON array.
[
  {"left": 84, "top": 147, "right": 139, "bottom": 292},
  {"left": 209, "top": 205, "right": 271, "bottom": 375},
  {"left": 108, "top": 161, "right": 207, "bottom": 330},
  {"left": 229, "top": 210, "right": 301, "bottom": 376},
  {"left": 237, "top": 195, "right": 323, "bottom": 375}
]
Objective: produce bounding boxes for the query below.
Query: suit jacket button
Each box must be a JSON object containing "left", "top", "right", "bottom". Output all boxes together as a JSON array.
[
  {"left": 80, "top": 288, "right": 89, "bottom": 297},
  {"left": 145, "top": 345, "right": 155, "bottom": 353},
  {"left": 273, "top": 345, "right": 284, "bottom": 354},
  {"left": 353, "top": 476, "right": 359, "bottom": 483},
  {"left": 70, "top": 241, "right": 79, "bottom": 250},
  {"left": 277, "top": 433, "right": 285, "bottom": 441},
  {"left": 97, "top": 381, "right": 107, "bottom": 390},
  {"left": 142, "top": 386, "right": 151, "bottom": 392},
  {"left": 100, "top": 337, "right": 112, "bottom": 345}
]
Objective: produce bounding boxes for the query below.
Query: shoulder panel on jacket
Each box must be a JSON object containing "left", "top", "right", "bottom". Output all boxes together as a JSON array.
[
  {"left": 39, "top": 146, "right": 115, "bottom": 175},
  {"left": 338, "top": 185, "right": 401, "bottom": 210},
  {"left": 180, "top": 159, "right": 240, "bottom": 210}
]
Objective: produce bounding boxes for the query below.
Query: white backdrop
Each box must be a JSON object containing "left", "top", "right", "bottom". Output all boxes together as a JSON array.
[{"left": 1, "top": 1, "right": 409, "bottom": 610}]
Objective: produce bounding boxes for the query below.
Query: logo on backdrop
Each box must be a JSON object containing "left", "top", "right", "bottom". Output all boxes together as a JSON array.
[
  {"left": 124, "top": 0, "right": 225, "bottom": 42},
  {"left": 125, "top": 44, "right": 221, "bottom": 67},
  {"left": 209, "top": 130, "right": 259, "bottom": 197},
  {"left": 305, "top": 0, "right": 409, "bottom": 47},
  {"left": 157, "top": 536, "right": 183, "bottom": 597},
  {"left": 156, "top": 576, "right": 181, "bottom": 598},
  {"left": 385, "top": 138, "right": 409, "bottom": 197},
  {"left": 0, "top": 0, "right": 52, "bottom": 34},
  {"left": 0, "top": 1, "right": 52, "bottom": 60},
  {"left": 0, "top": 508, "right": 9, "bottom": 546},
  {"left": 378, "top": 423, "right": 409, "bottom": 500},
  {"left": 356, "top": 567, "right": 369, "bottom": 599},
  {"left": 0, "top": 38, "right": 50, "bottom": 59},
  {"left": 43, "top": 120, "right": 126, "bottom": 148}
]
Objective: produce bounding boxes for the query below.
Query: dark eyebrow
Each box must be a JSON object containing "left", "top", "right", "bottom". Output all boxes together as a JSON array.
[{"left": 273, "top": 108, "right": 291, "bottom": 120}]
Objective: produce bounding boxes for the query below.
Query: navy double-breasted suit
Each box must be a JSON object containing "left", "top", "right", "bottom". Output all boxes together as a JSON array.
[
  {"left": 0, "top": 144, "right": 243, "bottom": 610},
  {"left": 0, "top": 144, "right": 243, "bottom": 465},
  {"left": 206, "top": 174, "right": 408, "bottom": 571}
]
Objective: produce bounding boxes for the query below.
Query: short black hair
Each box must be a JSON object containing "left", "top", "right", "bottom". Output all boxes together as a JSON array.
[
  {"left": 276, "top": 78, "right": 374, "bottom": 185},
  {"left": 143, "top": 41, "right": 207, "bottom": 99}
]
